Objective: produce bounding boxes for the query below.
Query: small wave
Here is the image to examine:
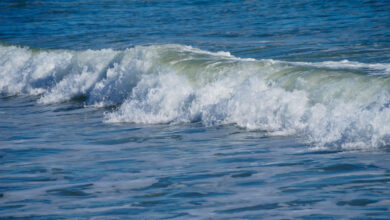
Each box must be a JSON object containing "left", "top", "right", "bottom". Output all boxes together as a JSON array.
[
  {"left": 1, "top": 44, "right": 390, "bottom": 149},
  {"left": 292, "top": 60, "right": 390, "bottom": 76}
]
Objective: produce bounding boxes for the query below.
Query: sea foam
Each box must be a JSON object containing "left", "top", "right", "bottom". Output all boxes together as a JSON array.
[{"left": 1, "top": 44, "right": 390, "bottom": 149}]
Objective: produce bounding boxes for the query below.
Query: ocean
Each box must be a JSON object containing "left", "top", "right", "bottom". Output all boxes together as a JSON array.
[{"left": 1, "top": 0, "right": 390, "bottom": 219}]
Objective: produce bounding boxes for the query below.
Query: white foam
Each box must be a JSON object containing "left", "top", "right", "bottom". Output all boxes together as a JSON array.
[
  {"left": 2, "top": 44, "right": 390, "bottom": 149},
  {"left": 291, "top": 59, "right": 390, "bottom": 75},
  {"left": 0, "top": 46, "right": 73, "bottom": 95},
  {"left": 38, "top": 49, "right": 119, "bottom": 104}
]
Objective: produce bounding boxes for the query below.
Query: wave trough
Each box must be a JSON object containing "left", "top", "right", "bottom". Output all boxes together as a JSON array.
[{"left": 1, "top": 44, "right": 390, "bottom": 150}]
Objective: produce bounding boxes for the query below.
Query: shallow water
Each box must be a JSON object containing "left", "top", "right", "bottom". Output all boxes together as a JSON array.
[{"left": 1, "top": 0, "right": 390, "bottom": 219}]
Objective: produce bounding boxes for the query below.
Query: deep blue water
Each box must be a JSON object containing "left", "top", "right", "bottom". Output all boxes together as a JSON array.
[{"left": 1, "top": 0, "right": 390, "bottom": 219}]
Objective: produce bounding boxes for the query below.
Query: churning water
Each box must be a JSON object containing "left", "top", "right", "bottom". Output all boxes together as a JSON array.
[{"left": 1, "top": 1, "right": 390, "bottom": 219}]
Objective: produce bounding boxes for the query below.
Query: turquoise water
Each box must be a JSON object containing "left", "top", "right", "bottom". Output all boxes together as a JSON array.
[{"left": 1, "top": 1, "right": 390, "bottom": 219}]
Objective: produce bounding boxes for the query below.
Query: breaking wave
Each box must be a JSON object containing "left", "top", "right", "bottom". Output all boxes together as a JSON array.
[{"left": 1, "top": 43, "right": 390, "bottom": 149}]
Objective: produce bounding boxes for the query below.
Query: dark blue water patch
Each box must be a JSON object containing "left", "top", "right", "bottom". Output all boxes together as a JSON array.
[
  {"left": 213, "top": 147, "right": 271, "bottom": 157},
  {"left": 235, "top": 179, "right": 266, "bottom": 187},
  {"left": 265, "top": 160, "right": 313, "bottom": 167},
  {"left": 295, "top": 149, "right": 343, "bottom": 155},
  {"left": 172, "top": 171, "right": 232, "bottom": 182},
  {"left": 96, "top": 158, "right": 144, "bottom": 165},
  {"left": 46, "top": 188, "right": 91, "bottom": 197},
  {"left": 284, "top": 174, "right": 390, "bottom": 191},
  {"left": 172, "top": 191, "right": 228, "bottom": 199},
  {"left": 135, "top": 192, "right": 166, "bottom": 199},
  {"left": 363, "top": 212, "right": 390, "bottom": 220},
  {"left": 217, "top": 202, "right": 281, "bottom": 213},
  {"left": 91, "top": 136, "right": 150, "bottom": 145},
  {"left": 52, "top": 104, "right": 85, "bottom": 112},
  {"left": 94, "top": 207, "right": 146, "bottom": 216},
  {"left": 3, "top": 167, "right": 68, "bottom": 178},
  {"left": 0, "top": 148, "right": 72, "bottom": 164},
  {"left": 0, "top": 204, "right": 25, "bottom": 211},
  {"left": 231, "top": 170, "right": 256, "bottom": 178},
  {"left": 46, "top": 183, "right": 94, "bottom": 198},
  {"left": 351, "top": 177, "right": 390, "bottom": 185},
  {"left": 79, "top": 127, "right": 141, "bottom": 137},
  {"left": 217, "top": 155, "right": 265, "bottom": 164},
  {"left": 337, "top": 199, "right": 377, "bottom": 207},
  {"left": 317, "top": 163, "right": 377, "bottom": 172},
  {"left": 0, "top": 176, "right": 57, "bottom": 184},
  {"left": 161, "top": 212, "right": 191, "bottom": 219},
  {"left": 5, "top": 135, "right": 39, "bottom": 141},
  {"left": 300, "top": 214, "right": 342, "bottom": 220},
  {"left": 286, "top": 199, "right": 322, "bottom": 207},
  {"left": 0, "top": 103, "right": 36, "bottom": 110}
]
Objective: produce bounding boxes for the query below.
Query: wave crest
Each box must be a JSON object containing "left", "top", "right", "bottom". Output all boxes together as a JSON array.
[{"left": 1, "top": 44, "right": 390, "bottom": 149}]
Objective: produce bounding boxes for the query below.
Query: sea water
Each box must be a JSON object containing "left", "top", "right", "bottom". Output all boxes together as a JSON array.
[{"left": 1, "top": 1, "right": 390, "bottom": 219}]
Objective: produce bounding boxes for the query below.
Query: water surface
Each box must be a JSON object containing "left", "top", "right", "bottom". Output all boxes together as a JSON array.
[{"left": 1, "top": 0, "right": 390, "bottom": 219}]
